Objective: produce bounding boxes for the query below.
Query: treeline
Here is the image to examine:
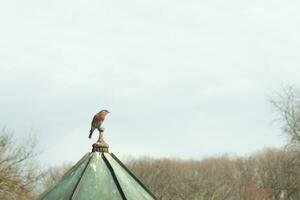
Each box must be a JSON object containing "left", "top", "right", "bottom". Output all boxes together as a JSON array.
[
  {"left": 127, "top": 148, "right": 300, "bottom": 200},
  {"left": 0, "top": 131, "right": 299, "bottom": 200}
]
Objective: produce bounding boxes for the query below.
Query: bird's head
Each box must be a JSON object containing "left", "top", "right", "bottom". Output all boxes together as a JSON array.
[{"left": 99, "top": 110, "right": 110, "bottom": 115}]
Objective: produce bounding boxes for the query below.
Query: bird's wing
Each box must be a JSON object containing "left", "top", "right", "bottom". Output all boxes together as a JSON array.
[
  {"left": 92, "top": 115, "right": 103, "bottom": 128},
  {"left": 91, "top": 115, "right": 98, "bottom": 127}
]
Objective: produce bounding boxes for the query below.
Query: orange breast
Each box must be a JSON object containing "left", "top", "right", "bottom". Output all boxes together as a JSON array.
[{"left": 96, "top": 113, "right": 106, "bottom": 121}]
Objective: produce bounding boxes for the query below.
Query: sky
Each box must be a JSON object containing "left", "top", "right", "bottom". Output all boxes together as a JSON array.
[{"left": 0, "top": 0, "right": 300, "bottom": 167}]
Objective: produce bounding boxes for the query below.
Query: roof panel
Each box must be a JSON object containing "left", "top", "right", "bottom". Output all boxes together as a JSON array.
[
  {"left": 72, "top": 153, "right": 122, "bottom": 200},
  {"left": 105, "top": 153, "right": 156, "bottom": 200},
  {"left": 39, "top": 153, "right": 91, "bottom": 200}
]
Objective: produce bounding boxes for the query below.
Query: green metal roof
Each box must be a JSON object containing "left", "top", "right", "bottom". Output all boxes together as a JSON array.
[{"left": 38, "top": 152, "right": 157, "bottom": 200}]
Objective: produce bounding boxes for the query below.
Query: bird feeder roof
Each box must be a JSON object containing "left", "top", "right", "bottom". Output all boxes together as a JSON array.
[{"left": 39, "top": 152, "right": 156, "bottom": 200}]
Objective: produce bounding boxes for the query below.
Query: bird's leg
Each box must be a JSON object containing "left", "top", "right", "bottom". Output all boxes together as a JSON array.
[
  {"left": 97, "top": 127, "right": 105, "bottom": 143},
  {"left": 99, "top": 127, "right": 105, "bottom": 132}
]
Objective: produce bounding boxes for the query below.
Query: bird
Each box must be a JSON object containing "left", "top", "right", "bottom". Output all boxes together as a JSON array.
[{"left": 89, "top": 110, "right": 110, "bottom": 139}]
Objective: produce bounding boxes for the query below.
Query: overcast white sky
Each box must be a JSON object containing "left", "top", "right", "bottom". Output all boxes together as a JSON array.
[{"left": 1, "top": 0, "right": 300, "bottom": 166}]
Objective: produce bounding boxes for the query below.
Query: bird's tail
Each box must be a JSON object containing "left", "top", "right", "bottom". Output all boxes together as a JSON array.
[{"left": 89, "top": 129, "right": 94, "bottom": 139}]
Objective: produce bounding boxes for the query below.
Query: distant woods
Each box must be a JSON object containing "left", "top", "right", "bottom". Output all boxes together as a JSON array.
[
  {"left": 127, "top": 149, "right": 300, "bottom": 200},
  {"left": 1, "top": 86, "right": 300, "bottom": 199}
]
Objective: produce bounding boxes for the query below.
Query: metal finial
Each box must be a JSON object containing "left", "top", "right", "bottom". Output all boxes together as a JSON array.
[{"left": 92, "top": 127, "right": 109, "bottom": 152}]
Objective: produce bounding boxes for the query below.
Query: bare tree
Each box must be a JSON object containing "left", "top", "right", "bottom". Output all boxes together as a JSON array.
[
  {"left": 0, "top": 129, "right": 41, "bottom": 200},
  {"left": 270, "top": 86, "right": 300, "bottom": 148},
  {"left": 254, "top": 148, "right": 300, "bottom": 200}
]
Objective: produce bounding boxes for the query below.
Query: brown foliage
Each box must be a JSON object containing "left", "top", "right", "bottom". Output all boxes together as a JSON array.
[{"left": 126, "top": 149, "right": 300, "bottom": 200}]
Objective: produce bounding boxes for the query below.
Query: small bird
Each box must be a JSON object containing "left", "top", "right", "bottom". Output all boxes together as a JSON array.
[{"left": 89, "top": 110, "right": 110, "bottom": 139}]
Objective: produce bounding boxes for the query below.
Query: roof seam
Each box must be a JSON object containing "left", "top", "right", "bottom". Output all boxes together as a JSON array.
[
  {"left": 102, "top": 153, "right": 127, "bottom": 200},
  {"left": 69, "top": 153, "right": 93, "bottom": 200},
  {"left": 111, "top": 153, "right": 158, "bottom": 200},
  {"left": 38, "top": 153, "right": 90, "bottom": 200}
]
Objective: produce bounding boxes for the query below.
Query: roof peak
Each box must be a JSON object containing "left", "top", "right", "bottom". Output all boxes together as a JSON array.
[{"left": 92, "top": 128, "right": 109, "bottom": 153}]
